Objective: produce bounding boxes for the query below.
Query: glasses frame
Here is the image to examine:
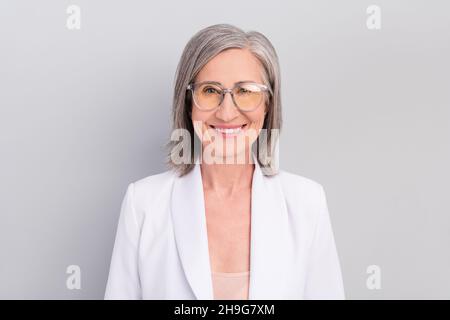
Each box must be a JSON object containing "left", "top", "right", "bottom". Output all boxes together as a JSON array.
[{"left": 186, "top": 80, "right": 270, "bottom": 112}]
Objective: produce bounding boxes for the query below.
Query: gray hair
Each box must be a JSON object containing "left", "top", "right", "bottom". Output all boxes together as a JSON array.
[{"left": 164, "top": 23, "right": 282, "bottom": 177}]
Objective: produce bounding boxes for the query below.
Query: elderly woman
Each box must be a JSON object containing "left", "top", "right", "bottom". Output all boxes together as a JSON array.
[{"left": 105, "top": 24, "right": 345, "bottom": 300}]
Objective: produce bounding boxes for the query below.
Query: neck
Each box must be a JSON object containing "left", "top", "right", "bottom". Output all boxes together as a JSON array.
[{"left": 200, "top": 159, "right": 255, "bottom": 197}]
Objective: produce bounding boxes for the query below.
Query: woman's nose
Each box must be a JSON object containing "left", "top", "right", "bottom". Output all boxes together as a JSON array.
[{"left": 215, "top": 92, "right": 240, "bottom": 121}]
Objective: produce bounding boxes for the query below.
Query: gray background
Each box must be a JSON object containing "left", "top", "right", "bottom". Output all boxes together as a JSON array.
[{"left": 0, "top": 0, "right": 449, "bottom": 299}]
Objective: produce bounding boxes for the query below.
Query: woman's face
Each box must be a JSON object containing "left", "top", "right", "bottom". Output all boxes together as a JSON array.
[{"left": 191, "top": 48, "right": 267, "bottom": 164}]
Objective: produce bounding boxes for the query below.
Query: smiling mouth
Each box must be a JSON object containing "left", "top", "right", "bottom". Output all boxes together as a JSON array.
[{"left": 208, "top": 124, "right": 247, "bottom": 135}]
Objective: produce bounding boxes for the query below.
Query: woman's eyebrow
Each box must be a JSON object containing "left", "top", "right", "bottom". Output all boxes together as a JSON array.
[
  {"left": 201, "top": 80, "right": 258, "bottom": 85},
  {"left": 235, "top": 80, "right": 258, "bottom": 85},
  {"left": 200, "top": 80, "right": 223, "bottom": 86}
]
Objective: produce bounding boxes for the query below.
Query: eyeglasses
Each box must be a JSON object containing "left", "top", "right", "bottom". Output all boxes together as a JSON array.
[{"left": 186, "top": 81, "right": 270, "bottom": 112}]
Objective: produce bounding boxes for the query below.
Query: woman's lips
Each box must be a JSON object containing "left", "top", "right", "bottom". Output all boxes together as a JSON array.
[{"left": 208, "top": 124, "right": 248, "bottom": 138}]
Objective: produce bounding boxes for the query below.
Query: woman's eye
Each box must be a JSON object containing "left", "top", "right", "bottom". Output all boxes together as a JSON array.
[
  {"left": 203, "top": 87, "right": 220, "bottom": 94},
  {"left": 238, "top": 87, "right": 250, "bottom": 94}
]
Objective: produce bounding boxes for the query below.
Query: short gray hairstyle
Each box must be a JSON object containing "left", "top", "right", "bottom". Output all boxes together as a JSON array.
[{"left": 165, "top": 23, "right": 282, "bottom": 177}]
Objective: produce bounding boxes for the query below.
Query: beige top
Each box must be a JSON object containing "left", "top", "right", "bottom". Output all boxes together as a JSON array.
[{"left": 211, "top": 270, "right": 250, "bottom": 300}]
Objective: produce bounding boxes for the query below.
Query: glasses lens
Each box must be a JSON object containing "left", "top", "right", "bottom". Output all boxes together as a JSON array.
[
  {"left": 193, "top": 83, "right": 222, "bottom": 110},
  {"left": 233, "top": 83, "right": 264, "bottom": 111}
]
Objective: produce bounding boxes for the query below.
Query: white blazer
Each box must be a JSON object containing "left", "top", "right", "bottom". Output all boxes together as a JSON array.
[{"left": 104, "top": 154, "right": 345, "bottom": 300}]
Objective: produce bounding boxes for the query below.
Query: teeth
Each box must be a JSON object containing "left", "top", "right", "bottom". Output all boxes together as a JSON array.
[{"left": 214, "top": 126, "right": 243, "bottom": 134}]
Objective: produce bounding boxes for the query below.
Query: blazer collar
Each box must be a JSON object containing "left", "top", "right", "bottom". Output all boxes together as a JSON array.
[{"left": 170, "top": 152, "right": 292, "bottom": 299}]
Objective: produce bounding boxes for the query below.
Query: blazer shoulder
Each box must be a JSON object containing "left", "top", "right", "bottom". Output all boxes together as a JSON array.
[
  {"left": 128, "top": 169, "right": 176, "bottom": 213},
  {"left": 132, "top": 169, "right": 175, "bottom": 191},
  {"left": 277, "top": 169, "right": 326, "bottom": 210},
  {"left": 278, "top": 169, "right": 324, "bottom": 193}
]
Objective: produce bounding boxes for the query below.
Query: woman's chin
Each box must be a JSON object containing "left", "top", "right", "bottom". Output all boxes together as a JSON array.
[{"left": 200, "top": 148, "right": 251, "bottom": 164}]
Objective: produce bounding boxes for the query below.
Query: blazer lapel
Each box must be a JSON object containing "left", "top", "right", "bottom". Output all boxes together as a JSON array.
[
  {"left": 171, "top": 157, "right": 213, "bottom": 300},
  {"left": 248, "top": 154, "right": 292, "bottom": 299},
  {"left": 171, "top": 153, "right": 292, "bottom": 300}
]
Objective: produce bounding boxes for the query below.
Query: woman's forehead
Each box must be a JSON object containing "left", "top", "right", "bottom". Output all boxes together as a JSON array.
[{"left": 195, "top": 48, "right": 264, "bottom": 85}]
